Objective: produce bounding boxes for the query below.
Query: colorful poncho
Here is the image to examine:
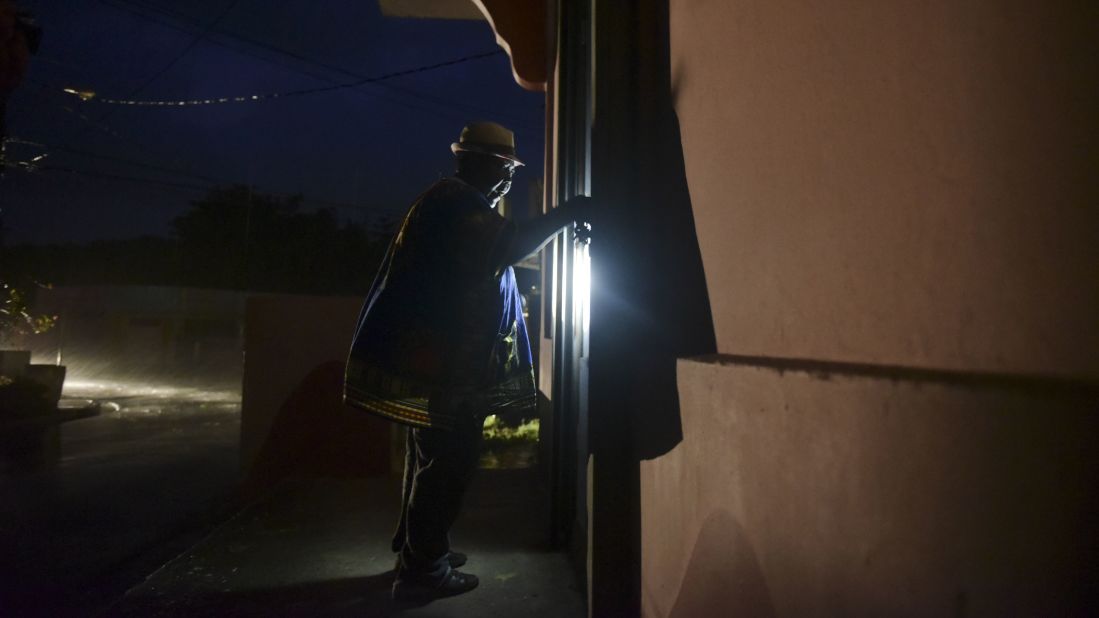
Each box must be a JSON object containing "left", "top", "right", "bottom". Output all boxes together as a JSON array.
[{"left": 344, "top": 177, "right": 536, "bottom": 430}]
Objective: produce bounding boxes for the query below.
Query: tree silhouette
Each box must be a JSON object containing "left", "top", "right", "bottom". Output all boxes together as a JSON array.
[
  {"left": 173, "top": 185, "right": 387, "bottom": 294},
  {"left": 3, "top": 185, "right": 391, "bottom": 295}
]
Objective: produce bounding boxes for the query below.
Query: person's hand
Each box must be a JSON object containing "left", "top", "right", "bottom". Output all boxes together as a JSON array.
[
  {"left": 574, "top": 220, "right": 592, "bottom": 245},
  {"left": 563, "top": 196, "right": 593, "bottom": 245}
]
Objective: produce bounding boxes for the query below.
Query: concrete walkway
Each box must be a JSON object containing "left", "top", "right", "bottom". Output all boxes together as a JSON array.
[{"left": 111, "top": 469, "right": 585, "bottom": 617}]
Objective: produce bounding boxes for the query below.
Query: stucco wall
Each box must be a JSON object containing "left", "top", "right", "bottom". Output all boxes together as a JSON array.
[
  {"left": 642, "top": 359, "right": 1096, "bottom": 617},
  {"left": 669, "top": 0, "right": 1098, "bottom": 377},
  {"left": 640, "top": 0, "right": 1099, "bottom": 615},
  {"left": 240, "top": 294, "right": 365, "bottom": 474}
]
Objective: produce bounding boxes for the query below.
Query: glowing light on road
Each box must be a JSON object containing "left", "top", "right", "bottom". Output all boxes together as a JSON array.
[{"left": 64, "top": 379, "right": 236, "bottom": 400}]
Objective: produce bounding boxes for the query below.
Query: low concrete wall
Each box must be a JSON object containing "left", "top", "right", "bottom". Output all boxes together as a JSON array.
[
  {"left": 18, "top": 285, "right": 246, "bottom": 383},
  {"left": 240, "top": 294, "right": 388, "bottom": 481},
  {"left": 641, "top": 357, "right": 1097, "bottom": 617}
]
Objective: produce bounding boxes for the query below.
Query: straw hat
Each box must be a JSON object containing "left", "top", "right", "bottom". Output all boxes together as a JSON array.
[{"left": 451, "top": 121, "right": 524, "bottom": 166}]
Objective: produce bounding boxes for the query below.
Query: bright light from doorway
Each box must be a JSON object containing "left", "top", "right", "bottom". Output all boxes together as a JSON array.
[{"left": 573, "top": 236, "right": 591, "bottom": 338}]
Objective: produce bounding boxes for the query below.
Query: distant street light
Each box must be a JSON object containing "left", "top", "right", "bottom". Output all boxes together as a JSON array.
[{"left": 62, "top": 88, "right": 97, "bottom": 101}]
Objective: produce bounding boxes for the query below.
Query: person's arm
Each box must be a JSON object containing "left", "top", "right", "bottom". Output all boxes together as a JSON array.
[{"left": 503, "top": 196, "right": 591, "bottom": 265}]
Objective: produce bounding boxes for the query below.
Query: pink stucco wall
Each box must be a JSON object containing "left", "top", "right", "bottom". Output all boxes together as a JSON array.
[
  {"left": 240, "top": 294, "right": 367, "bottom": 474},
  {"left": 642, "top": 359, "right": 1096, "bottom": 617},
  {"left": 642, "top": 1, "right": 1098, "bottom": 615},
  {"left": 669, "top": 0, "right": 1097, "bottom": 376}
]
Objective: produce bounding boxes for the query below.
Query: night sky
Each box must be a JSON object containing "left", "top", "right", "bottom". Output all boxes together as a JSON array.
[{"left": 1, "top": 0, "right": 544, "bottom": 244}]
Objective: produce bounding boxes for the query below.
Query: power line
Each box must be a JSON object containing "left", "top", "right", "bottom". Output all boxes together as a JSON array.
[
  {"left": 11, "top": 97, "right": 369, "bottom": 211},
  {"left": 31, "top": 141, "right": 227, "bottom": 186},
  {"left": 2, "top": 137, "right": 47, "bottom": 149},
  {"left": 16, "top": 80, "right": 209, "bottom": 177},
  {"left": 23, "top": 81, "right": 163, "bottom": 148},
  {"left": 98, "top": 0, "right": 539, "bottom": 132},
  {"left": 7, "top": 154, "right": 399, "bottom": 215},
  {"left": 13, "top": 1, "right": 541, "bottom": 202},
  {"left": 92, "top": 0, "right": 241, "bottom": 129},
  {"left": 11, "top": 160, "right": 213, "bottom": 193},
  {"left": 64, "top": 49, "right": 506, "bottom": 108},
  {"left": 95, "top": 3, "right": 430, "bottom": 119},
  {"left": 124, "top": 0, "right": 241, "bottom": 100}
]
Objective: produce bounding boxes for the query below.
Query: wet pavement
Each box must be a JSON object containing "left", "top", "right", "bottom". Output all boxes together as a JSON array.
[{"left": 0, "top": 380, "right": 242, "bottom": 617}]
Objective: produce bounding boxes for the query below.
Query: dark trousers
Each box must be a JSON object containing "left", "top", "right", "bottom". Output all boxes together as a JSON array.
[{"left": 391, "top": 416, "right": 482, "bottom": 576}]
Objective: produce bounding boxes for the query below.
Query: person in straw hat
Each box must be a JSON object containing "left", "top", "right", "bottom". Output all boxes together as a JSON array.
[{"left": 345, "top": 121, "right": 590, "bottom": 601}]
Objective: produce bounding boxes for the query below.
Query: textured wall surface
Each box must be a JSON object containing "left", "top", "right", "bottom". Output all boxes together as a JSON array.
[
  {"left": 641, "top": 0, "right": 1099, "bottom": 615},
  {"left": 240, "top": 295, "right": 364, "bottom": 473},
  {"left": 641, "top": 359, "right": 1097, "bottom": 617},
  {"left": 670, "top": 0, "right": 1098, "bottom": 377}
]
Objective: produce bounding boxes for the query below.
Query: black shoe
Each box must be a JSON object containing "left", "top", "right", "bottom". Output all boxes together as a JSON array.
[
  {"left": 393, "top": 551, "right": 466, "bottom": 571},
  {"left": 392, "top": 567, "right": 479, "bottom": 602}
]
